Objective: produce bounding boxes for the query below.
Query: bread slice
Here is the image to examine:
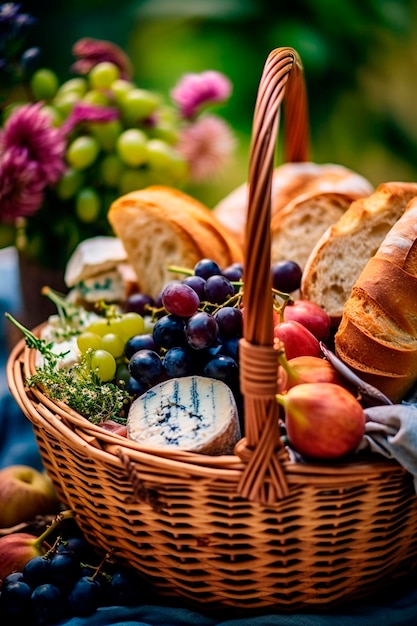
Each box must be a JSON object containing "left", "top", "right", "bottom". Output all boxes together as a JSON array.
[
  {"left": 127, "top": 376, "right": 241, "bottom": 455},
  {"left": 108, "top": 186, "right": 243, "bottom": 298},
  {"left": 335, "top": 196, "right": 417, "bottom": 401},
  {"left": 301, "top": 182, "right": 417, "bottom": 325},
  {"left": 212, "top": 161, "right": 373, "bottom": 248}
]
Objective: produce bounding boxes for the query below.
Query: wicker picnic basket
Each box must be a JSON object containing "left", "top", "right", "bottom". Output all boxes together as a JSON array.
[{"left": 7, "top": 47, "right": 417, "bottom": 612}]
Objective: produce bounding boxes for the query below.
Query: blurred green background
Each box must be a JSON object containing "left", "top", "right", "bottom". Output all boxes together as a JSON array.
[{"left": 12, "top": 0, "right": 417, "bottom": 207}]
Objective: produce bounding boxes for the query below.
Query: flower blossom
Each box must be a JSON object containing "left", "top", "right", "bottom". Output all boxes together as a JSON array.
[
  {"left": 71, "top": 37, "right": 133, "bottom": 79},
  {"left": 0, "top": 146, "right": 45, "bottom": 220},
  {"left": 1, "top": 102, "right": 66, "bottom": 185},
  {"left": 176, "top": 114, "right": 236, "bottom": 182},
  {"left": 171, "top": 70, "right": 232, "bottom": 119},
  {"left": 60, "top": 101, "right": 119, "bottom": 135}
]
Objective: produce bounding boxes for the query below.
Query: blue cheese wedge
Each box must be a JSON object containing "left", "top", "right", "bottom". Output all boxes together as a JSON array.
[{"left": 127, "top": 376, "right": 241, "bottom": 455}]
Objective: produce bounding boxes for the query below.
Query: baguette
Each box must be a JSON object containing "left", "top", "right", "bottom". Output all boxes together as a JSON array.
[
  {"left": 334, "top": 197, "right": 417, "bottom": 402},
  {"left": 108, "top": 185, "right": 243, "bottom": 299},
  {"left": 301, "top": 182, "right": 417, "bottom": 325},
  {"left": 212, "top": 162, "right": 373, "bottom": 260}
]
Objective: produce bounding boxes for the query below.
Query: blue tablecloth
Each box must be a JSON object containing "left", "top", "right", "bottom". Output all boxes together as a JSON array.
[{"left": 2, "top": 247, "right": 417, "bottom": 625}]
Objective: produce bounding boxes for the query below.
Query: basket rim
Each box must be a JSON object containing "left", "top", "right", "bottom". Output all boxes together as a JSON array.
[{"left": 6, "top": 332, "right": 408, "bottom": 485}]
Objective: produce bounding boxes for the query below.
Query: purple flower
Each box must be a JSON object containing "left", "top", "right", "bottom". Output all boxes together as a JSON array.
[
  {"left": 60, "top": 101, "right": 119, "bottom": 135},
  {"left": 0, "top": 147, "right": 45, "bottom": 220},
  {"left": 1, "top": 102, "right": 66, "bottom": 185},
  {"left": 170, "top": 70, "right": 232, "bottom": 119},
  {"left": 176, "top": 114, "right": 236, "bottom": 182},
  {"left": 71, "top": 37, "right": 132, "bottom": 79}
]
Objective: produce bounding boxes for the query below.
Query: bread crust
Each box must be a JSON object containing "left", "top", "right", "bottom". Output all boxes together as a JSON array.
[
  {"left": 301, "top": 182, "right": 417, "bottom": 325},
  {"left": 334, "top": 195, "right": 417, "bottom": 401},
  {"left": 108, "top": 186, "right": 243, "bottom": 298}
]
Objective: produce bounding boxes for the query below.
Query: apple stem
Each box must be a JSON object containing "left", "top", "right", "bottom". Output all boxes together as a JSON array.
[{"left": 33, "top": 509, "right": 75, "bottom": 550}]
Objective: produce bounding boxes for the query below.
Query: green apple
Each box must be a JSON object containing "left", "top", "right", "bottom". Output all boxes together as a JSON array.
[{"left": 0, "top": 465, "right": 60, "bottom": 528}]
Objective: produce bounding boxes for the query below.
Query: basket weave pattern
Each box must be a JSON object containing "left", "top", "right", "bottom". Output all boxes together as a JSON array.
[{"left": 7, "top": 47, "right": 417, "bottom": 611}]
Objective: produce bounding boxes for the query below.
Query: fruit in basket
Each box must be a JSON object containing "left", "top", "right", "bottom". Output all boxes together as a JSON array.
[
  {"left": 0, "top": 465, "right": 60, "bottom": 528},
  {"left": 276, "top": 382, "right": 365, "bottom": 460},
  {"left": 282, "top": 299, "right": 331, "bottom": 341},
  {"left": 277, "top": 354, "right": 345, "bottom": 393},
  {"left": 273, "top": 320, "right": 322, "bottom": 360}
]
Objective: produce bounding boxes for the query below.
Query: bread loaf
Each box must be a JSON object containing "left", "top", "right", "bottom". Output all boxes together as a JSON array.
[
  {"left": 212, "top": 162, "right": 373, "bottom": 266},
  {"left": 334, "top": 196, "right": 417, "bottom": 402},
  {"left": 108, "top": 186, "right": 243, "bottom": 299},
  {"left": 301, "top": 182, "right": 417, "bottom": 325}
]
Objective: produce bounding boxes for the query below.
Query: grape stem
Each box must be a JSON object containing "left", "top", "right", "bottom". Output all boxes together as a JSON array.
[
  {"left": 272, "top": 289, "right": 294, "bottom": 321},
  {"left": 33, "top": 510, "right": 75, "bottom": 552}
]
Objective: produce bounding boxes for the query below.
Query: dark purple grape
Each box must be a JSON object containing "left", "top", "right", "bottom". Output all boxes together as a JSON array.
[
  {"left": 219, "top": 337, "right": 240, "bottom": 362},
  {"left": 1, "top": 571, "right": 25, "bottom": 587},
  {"left": 1, "top": 580, "right": 32, "bottom": 618},
  {"left": 153, "top": 314, "right": 185, "bottom": 349},
  {"left": 124, "top": 292, "right": 155, "bottom": 316},
  {"left": 213, "top": 306, "right": 243, "bottom": 339},
  {"left": 271, "top": 260, "right": 302, "bottom": 293},
  {"left": 125, "top": 333, "right": 156, "bottom": 359},
  {"left": 194, "top": 258, "right": 222, "bottom": 279},
  {"left": 126, "top": 376, "right": 149, "bottom": 396},
  {"left": 163, "top": 346, "right": 194, "bottom": 377},
  {"left": 185, "top": 311, "right": 219, "bottom": 349},
  {"left": 203, "top": 355, "right": 239, "bottom": 386},
  {"left": 183, "top": 274, "right": 206, "bottom": 299},
  {"left": 108, "top": 568, "right": 144, "bottom": 606},
  {"left": 22, "top": 555, "right": 52, "bottom": 588},
  {"left": 204, "top": 274, "right": 235, "bottom": 304},
  {"left": 67, "top": 575, "right": 102, "bottom": 616},
  {"left": 49, "top": 551, "right": 80, "bottom": 588},
  {"left": 161, "top": 281, "right": 200, "bottom": 317},
  {"left": 31, "top": 583, "right": 67, "bottom": 624},
  {"left": 129, "top": 349, "right": 162, "bottom": 384},
  {"left": 222, "top": 262, "right": 244, "bottom": 282}
]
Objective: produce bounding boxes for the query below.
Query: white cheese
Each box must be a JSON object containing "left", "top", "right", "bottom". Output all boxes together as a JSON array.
[
  {"left": 127, "top": 376, "right": 241, "bottom": 455},
  {"left": 64, "top": 236, "right": 127, "bottom": 287}
]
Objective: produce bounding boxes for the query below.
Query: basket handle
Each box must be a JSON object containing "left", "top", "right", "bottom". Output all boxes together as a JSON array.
[{"left": 235, "top": 47, "right": 309, "bottom": 504}]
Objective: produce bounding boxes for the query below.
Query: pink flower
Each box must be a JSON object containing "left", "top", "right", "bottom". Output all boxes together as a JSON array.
[
  {"left": 61, "top": 102, "right": 119, "bottom": 135},
  {"left": 71, "top": 37, "right": 133, "bottom": 79},
  {"left": 1, "top": 102, "right": 66, "bottom": 185},
  {"left": 176, "top": 114, "right": 236, "bottom": 182},
  {"left": 0, "top": 147, "right": 45, "bottom": 220},
  {"left": 171, "top": 70, "right": 232, "bottom": 119}
]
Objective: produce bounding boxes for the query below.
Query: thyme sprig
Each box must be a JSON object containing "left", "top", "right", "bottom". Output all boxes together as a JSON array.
[{"left": 5, "top": 312, "right": 130, "bottom": 425}]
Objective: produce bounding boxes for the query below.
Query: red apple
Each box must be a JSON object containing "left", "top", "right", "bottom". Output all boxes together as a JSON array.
[
  {"left": 277, "top": 354, "right": 345, "bottom": 392},
  {"left": 283, "top": 299, "right": 331, "bottom": 341},
  {"left": 0, "top": 465, "right": 60, "bottom": 528},
  {"left": 276, "top": 382, "right": 365, "bottom": 460},
  {"left": 274, "top": 320, "right": 322, "bottom": 360}
]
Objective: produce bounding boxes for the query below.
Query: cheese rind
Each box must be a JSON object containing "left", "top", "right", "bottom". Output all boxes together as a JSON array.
[{"left": 127, "top": 376, "right": 241, "bottom": 455}]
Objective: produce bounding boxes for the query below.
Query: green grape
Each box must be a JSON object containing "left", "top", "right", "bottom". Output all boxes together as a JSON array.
[
  {"left": 110, "top": 78, "right": 133, "bottom": 105},
  {"left": 116, "top": 129, "right": 148, "bottom": 167},
  {"left": 121, "top": 88, "right": 160, "bottom": 123},
  {"left": 67, "top": 136, "right": 100, "bottom": 170},
  {"left": 30, "top": 68, "right": 59, "bottom": 100},
  {"left": 89, "top": 61, "right": 120, "bottom": 89},
  {"left": 119, "top": 312, "right": 145, "bottom": 341},
  {"left": 115, "top": 362, "right": 130, "bottom": 385},
  {"left": 90, "top": 349, "right": 117, "bottom": 382},
  {"left": 146, "top": 139, "right": 179, "bottom": 171},
  {"left": 90, "top": 119, "right": 123, "bottom": 152},
  {"left": 56, "top": 77, "right": 88, "bottom": 97},
  {"left": 40, "top": 104, "right": 63, "bottom": 127},
  {"left": 75, "top": 187, "right": 101, "bottom": 223},
  {"left": 86, "top": 319, "right": 112, "bottom": 336},
  {"left": 118, "top": 167, "right": 151, "bottom": 194},
  {"left": 99, "top": 154, "right": 124, "bottom": 188},
  {"left": 56, "top": 168, "right": 84, "bottom": 200},
  {"left": 77, "top": 331, "right": 103, "bottom": 353},
  {"left": 100, "top": 333, "right": 125, "bottom": 358},
  {"left": 148, "top": 123, "right": 179, "bottom": 145},
  {"left": 83, "top": 89, "right": 111, "bottom": 107},
  {"left": 168, "top": 152, "right": 189, "bottom": 185},
  {"left": 53, "top": 90, "right": 80, "bottom": 117}
]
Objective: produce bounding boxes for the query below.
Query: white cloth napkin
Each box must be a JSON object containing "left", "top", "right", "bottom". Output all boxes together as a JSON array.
[{"left": 360, "top": 402, "right": 417, "bottom": 492}]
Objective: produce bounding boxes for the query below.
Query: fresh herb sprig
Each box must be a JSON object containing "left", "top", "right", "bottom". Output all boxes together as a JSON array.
[{"left": 5, "top": 312, "right": 130, "bottom": 425}]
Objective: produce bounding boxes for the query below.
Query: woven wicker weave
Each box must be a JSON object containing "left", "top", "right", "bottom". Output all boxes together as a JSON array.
[{"left": 7, "top": 47, "right": 417, "bottom": 611}]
